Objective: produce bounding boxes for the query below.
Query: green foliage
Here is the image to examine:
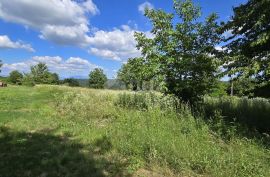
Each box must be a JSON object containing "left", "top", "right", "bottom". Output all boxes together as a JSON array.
[
  {"left": 209, "top": 81, "right": 228, "bottom": 97},
  {"left": 30, "top": 63, "right": 59, "bottom": 85},
  {"left": 89, "top": 68, "right": 107, "bottom": 89},
  {"left": 21, "top": 73, "right": 35, "bottom": 87},
  {"left": 48, "top": 73, "right": 60, "bottom": 85},
  {"left": 222, "top": 0, "right": 270, "bottom": 83},
  {"left": 8, "top": 70, "right": 23, "bottom": 85},
  {"left": 117, "top": 57, "right": 158, "bottom": 91},
  {"left": 227, "top": 78, "right": 256, "bottom": 97},
  {"left": 62, "top": 78, "right": 80, "bottom": 87},
  {"left": 30, "top": 63, "right": 49, "bottom": 84},
  {"left": 134, "top": 0, "right": 222, "bottom": 103},
  {"left": 203, "top": 96, "right": 270, "bottom": 133}
]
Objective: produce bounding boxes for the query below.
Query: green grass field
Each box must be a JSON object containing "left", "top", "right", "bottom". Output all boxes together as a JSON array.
[{"left": 0, "top": 85, "right": 269, "bottom": 177}]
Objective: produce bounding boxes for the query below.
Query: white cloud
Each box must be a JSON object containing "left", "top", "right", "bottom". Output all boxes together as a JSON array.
[
  {"left": 0, "top": 35, "right": 34, "bottom": 52},
  {"left": 87, "top": 25, "right": 144, "bottom": 61},
  {"left": 138, "top": 1, "right": 154, "bottom": 15},
  {"left": 89, "top": 48, "right": 121, "bottom": 61},
  {"left": 0, "top": 0, "right": 98, "bottom": 46},
  {"left": 0, "top": 0, "right": 154, "bottom": 62},
  {"left": 2, "top": 56, "right": 98, "bottom": 78}
]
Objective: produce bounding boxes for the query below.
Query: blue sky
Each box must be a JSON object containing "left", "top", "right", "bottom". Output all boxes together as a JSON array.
[{"left": 0, "top": 0, "right": 246, "bottom": 79}]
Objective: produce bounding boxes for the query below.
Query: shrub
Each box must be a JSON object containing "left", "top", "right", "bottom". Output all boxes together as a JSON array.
[{"left": 9, "top": 70, "right": 23, "bottom": 85}]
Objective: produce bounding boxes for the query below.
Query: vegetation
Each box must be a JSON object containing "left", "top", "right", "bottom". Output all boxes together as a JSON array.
[
  {"left": 132, "top": 0, "right": 222, "bottom": 103},
  {"left": 222, "top": 0, "right": 270, "bottom": 84},
  {"left": 203, "top": 96, "right": 270, "bottom": 133},
  {"left": 89, "top": 68, "right": 108, "bottom": 89},
  {"left": 0, "top": 85, "right": 269, "bottom": 177},
  {"left": 0, "top": 60, "right": 2, "bottom": 73},
  {"left": 8, "top": 70, "right": 23, "bottom": 85},
  {"left": 62, "top": 78, "right": 80, "bottom": 87},
  {"left": 30, "top": 63, "right": 59, "bottom": 85}
]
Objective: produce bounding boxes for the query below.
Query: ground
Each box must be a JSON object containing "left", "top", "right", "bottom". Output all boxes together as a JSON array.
[{"left": 0, "top": 85, "right": 269, "bottom": 177}]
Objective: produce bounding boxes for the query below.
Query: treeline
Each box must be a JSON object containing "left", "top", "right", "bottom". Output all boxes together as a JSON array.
[
  {"left": 0, "top": 62, "right": 108, "bottom": 89},
  {"left": 117, "top": 0, "right": 270, "bottom": 103}
]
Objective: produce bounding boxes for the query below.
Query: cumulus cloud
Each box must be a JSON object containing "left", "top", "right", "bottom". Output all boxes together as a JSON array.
[
  {"left": 0, "top": 0, "right": 153, "bottom": 61},
  {"left": 87, "top": 25, "right": 146, "bottom": 61},
  {"left": 138, "top": 1, "right": 154, "bottom": 15},
  {"left": 0, "top": 35, "right": 34, "bottom": 52},
  {"left": 0, "top": 0, "right": 98, "bottom": 46},
  {"left": 2, "top": 56, "right": 98, "bottom": 78}
]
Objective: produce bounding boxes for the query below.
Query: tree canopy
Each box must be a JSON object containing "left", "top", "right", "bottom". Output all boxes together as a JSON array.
[
  {"left": 134, "top": 0, "right": 222, "bottom": 102},
  {"left": 89, "top": 68, "right": 107, "bottom": 89},
  {"left": 9, "top": 70, "right": 23, "bottom": 85},
  {"left": 222, "top": 0, "right": 270, "bottom": 83},
  {"left": 30, "top": 63, "right": 59, "bottom": 84}
]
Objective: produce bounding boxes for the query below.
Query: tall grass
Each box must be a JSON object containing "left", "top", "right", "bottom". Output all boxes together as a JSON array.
[
  {"left": 1, "top": 85, "right": 269, "bottom": 176},
  {"left": 203, "top": 96, "right": 270, "bottom": 133},
  {"left": 55, "top": 90, "right": 270, "bottom": 177}
]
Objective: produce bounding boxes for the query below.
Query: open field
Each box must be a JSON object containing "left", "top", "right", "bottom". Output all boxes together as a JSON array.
[{"left": 0, "top": 85, "right": 269, "bottom": 177}]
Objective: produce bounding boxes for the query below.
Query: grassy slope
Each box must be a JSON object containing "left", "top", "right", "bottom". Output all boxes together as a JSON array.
[{"left": 0, "top": 85, "right": 269, "bottom": 177}]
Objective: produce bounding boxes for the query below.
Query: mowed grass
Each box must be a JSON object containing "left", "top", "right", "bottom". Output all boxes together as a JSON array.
[{"left": 0, "top": 85, "right": 269, "bottom": 177}]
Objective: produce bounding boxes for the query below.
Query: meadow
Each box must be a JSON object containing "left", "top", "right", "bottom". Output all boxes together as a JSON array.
[{"left": 0, "top": 85, "right": 269, "bottom": 177}]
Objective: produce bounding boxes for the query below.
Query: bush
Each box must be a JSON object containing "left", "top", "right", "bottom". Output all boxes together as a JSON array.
[{"left": 8, "top": 70, "right": 23, "bottom": 85}]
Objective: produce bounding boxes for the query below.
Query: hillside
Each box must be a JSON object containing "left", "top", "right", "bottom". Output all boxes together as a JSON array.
[{"left": 0, "top": 85, "right": 269, "bottom": 177}]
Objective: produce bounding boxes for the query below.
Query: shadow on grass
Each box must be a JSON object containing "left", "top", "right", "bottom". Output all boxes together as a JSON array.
[{"left": 0, "top": 127, "right": 128, "bottom": 177}]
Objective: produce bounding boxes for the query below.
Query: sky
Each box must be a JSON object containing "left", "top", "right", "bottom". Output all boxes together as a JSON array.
[{"left": 0, "top": 0, "right": 247, "bottom": 79}]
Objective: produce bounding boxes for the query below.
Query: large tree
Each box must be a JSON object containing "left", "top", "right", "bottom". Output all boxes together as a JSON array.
[
  {"left": 89, "top": 68, "right": 107, "bottom": 89},
  {"left": 222, "top": 0, "right": 270, "bottom": 83},
  {"left": 30, "top": 63, "right": 59, "bottom": 84},
  {"left": 135, "top": 0, "right": 222, "bottom": 102}
]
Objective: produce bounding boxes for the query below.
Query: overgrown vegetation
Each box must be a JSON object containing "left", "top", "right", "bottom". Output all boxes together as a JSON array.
[
  {"left": 1, "top": 85, "right": 269, "bottom": 177},
  {"left": 203, "top": 96, "right": 270, "bottom": 133}
]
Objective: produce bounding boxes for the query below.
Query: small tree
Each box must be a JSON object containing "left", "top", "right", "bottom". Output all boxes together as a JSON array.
[
  {"left": 89, "top": 68, "right": 107, "bottom": 89},
  {"left": 0, "top": 60, "right": 2, "bottom": 73},
  {"left": 9, "top": 70, "right": 23, "bottom": 85}
]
